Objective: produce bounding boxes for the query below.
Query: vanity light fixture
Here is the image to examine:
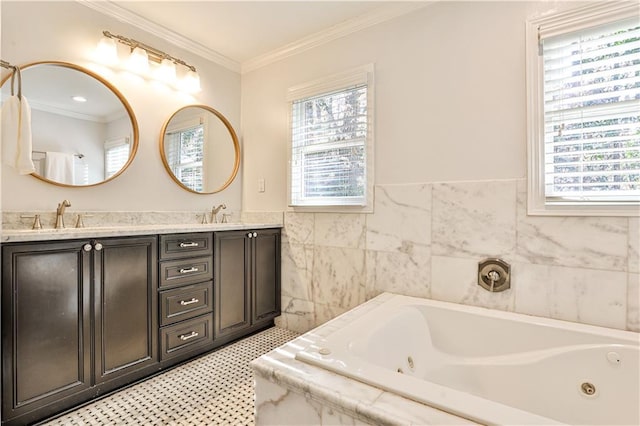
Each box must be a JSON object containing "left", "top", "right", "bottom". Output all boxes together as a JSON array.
[
  {"left": 95, "top": 35, "right": 118, "bottom": 66},
  {"left": 155, "top": 57, "right": 177, "bottom": 85},
  {"left": 127, "top": 46, "right": 150, "bottom": 75},
  {"left": 96, "top": 30, "right": 201, "bottom": 94}
]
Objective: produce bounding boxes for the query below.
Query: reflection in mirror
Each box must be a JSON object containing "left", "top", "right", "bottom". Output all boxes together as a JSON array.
[
  {"left": 0, "top": 61, "right": 138, "bottom": 187},
  {"left": 160, "top": 105, "right": 239, "bottom": 194}
]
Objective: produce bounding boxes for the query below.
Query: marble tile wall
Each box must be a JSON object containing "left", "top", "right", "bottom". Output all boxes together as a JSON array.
[{"left": 277, "top": 178, "right": 639, "bottom": 333}]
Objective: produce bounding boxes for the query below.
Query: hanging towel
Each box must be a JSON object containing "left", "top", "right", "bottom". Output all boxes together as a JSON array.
[
  {"left": 1, "top": 67, "right": 35, "bottom": 174},
  {"left": 44, "top": 151, "right": 74, "bottom": 184}
]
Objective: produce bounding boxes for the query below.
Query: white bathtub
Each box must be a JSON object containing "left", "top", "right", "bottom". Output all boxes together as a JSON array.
[{"left": 295, "top": 294, "right": 639, "bottom": 425}]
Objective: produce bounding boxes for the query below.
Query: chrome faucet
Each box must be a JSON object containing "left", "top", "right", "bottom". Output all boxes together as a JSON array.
[
  {"left": 55, "top": 199, "right": 71, "bottom": 229},
  {"left": 211, "top": 204, "right": 226, "bottom": 223}
]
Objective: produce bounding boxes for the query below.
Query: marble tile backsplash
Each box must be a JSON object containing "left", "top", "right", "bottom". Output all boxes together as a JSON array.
[
  {"left": 3, "top": 210, "right": 248, "bottom": 230},
  {"left": 277, "top": 178, "right": 640, "bottom": 333}
]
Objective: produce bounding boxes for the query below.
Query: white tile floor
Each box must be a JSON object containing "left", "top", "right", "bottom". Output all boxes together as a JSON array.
[{"left": 41, "top": 327, "right": 299, "bottom": 426}]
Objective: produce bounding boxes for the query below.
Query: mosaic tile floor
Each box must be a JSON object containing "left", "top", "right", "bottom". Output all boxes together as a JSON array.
[{"left": 42, "top": 327, "right": 299, "bottom": 426}]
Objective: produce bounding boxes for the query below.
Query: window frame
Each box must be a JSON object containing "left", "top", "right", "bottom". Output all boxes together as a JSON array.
[
  {"left": 526, "top": 2, "right": 639, "bottom": 217},
  {"left": 287, "top": 64, "right": 375, "bottom": 213}
]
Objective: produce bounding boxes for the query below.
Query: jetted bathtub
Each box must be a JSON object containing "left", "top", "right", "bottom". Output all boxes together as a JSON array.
[{"left": 295, "top": 294, "right": 639, "bottom": 425}]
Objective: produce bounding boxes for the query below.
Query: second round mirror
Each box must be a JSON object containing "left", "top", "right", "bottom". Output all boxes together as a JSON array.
[{"left": 160, "top": 105, "right": 240, "bottom": 194}]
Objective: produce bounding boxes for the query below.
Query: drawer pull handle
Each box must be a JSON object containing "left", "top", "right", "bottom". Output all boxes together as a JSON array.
[
  {"left": 179, "top": 242, "right": 199, "bottom": 248},
  {"left": 179, "top": 267, "right": 199, "bottom": 274},
  {"left": 179, "top": 331, "right": 199, "bottom": 341},
  {"left": 180, "top": 298, "right": 199, "bottom": 306}
]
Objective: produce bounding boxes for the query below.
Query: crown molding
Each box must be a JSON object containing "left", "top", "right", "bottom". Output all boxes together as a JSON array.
[
  {"left": 77, "top": 1, "right": 433, "bottom": 75},
  {"left": 76, "top": 0, "right": 241, "bottom": 73},
  {"left": 241, "top": 2, "right": 433, "bottom": 74}
]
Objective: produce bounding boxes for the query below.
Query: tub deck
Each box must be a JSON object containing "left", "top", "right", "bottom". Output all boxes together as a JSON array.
[
  {"left": 252, "top": 292, "right": 639, "bottom": 426},
  {"left": 251, "top": 293, "right": 477, "bottom": 426}
]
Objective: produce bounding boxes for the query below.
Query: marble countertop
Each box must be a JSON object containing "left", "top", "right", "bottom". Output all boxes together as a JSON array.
[
  {"left": 251, "top": 293, "right": 475, "bottom": 426},
  {"left": 1, "top": 222, "right": 282, "bottom": 243}
]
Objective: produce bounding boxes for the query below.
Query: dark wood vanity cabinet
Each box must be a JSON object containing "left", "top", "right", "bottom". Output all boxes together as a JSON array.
[
  {"left": 1, "top": 228, "right": 280, "bottom": 425},
  {"left": 213, "top": 229, "right": 281, "bottom": 345},
  {"left": 1, "top": 236, "right": 158, "bottom": 426}
]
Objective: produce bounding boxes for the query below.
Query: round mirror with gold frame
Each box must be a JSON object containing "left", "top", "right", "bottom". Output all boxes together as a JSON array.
[
  {"left": 160, "top": 105, "right": 240, "bottom": 194},
  {"left": 0, "top": 61, "right": 139, "bottom": 187}
]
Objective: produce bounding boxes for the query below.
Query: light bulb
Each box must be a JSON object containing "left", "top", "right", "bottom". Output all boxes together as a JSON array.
[
  {"left": 127, "top": 47, "right": 149, "bottom": 75},
  {"left": 96, "top": 36, "right": 118, "bottom": 65},
  {"left": 155, "top": 58, "right": 177, "bottom": 85},
  {"left": 180, "top": 70, "right": 201, "bottom": 93}
]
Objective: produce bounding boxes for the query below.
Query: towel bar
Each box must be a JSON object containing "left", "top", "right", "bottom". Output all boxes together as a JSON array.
[{"left": 32, "top": 150, "right": 85, "bottom": 159}]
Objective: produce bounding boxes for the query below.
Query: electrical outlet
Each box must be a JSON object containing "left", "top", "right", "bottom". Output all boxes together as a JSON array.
[{"left": 258, "top": 178, "right": 265, "bottom": 193}]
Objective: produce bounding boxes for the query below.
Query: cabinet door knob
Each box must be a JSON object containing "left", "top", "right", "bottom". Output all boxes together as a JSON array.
[
  {"left": 179, "top": 331, "right": 199, "bottom": 341},
  {"left": 179, "top": 266, "right": 199, "bottom": 274},
  {"left": 253, "top": 232, "right": 258, "bottom": 238},
  {"left": 179, "top": 298, "right": 199, "bottom": 306},
  {"left": 94, "top": 242, "right": 103, "bottom": 251},
  {"left": 247, "top": 232, "right": 252, "bottom": 238},
  {"left": 83, "top": 243, "right": 92, "bottom": 252}
]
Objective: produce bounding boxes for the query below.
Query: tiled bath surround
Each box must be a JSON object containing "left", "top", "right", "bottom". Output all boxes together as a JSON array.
[{"left": 277, "top": 178, "right": 639, "bottom": 333}]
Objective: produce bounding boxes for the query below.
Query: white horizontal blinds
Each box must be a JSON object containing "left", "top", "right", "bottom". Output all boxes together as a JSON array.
[
  {"left": 166, "top": 124, "right": 204, "bottom": 192},
  {"left": 541, "top": 16, "right": 640, "bottom": 201},
  {"left": 104, "top": 137, "right": 130, "bottom": 178},
  {"left": 291, "top": 84, "right": 368, "bottom": 206}
]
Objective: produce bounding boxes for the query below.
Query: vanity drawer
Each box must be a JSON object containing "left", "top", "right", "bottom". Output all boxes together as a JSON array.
[
  {"left": 159, "top": 233, "right": 212, "bottom": 260},
  {"left": 159, "top": 281, "right": 213, "bottom": 326},
  {"left": 159, "top": 256, "right": 213, "bottom": 288},
  {"left": 160, "top": 315, "right": 213, "bottom": 360}
]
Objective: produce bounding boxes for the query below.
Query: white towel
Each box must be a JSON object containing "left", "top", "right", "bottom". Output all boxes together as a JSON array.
[
  {"left": 44, "top": 151, "right": 74, "bottom": 184},
  {"left": 1, "top": 94, "right": 35, "bottom": 174}
]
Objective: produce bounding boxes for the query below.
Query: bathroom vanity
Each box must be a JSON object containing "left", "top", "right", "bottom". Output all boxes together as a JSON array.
[{"left": 0, "top": 224, "right": 281, "bottom": 426}]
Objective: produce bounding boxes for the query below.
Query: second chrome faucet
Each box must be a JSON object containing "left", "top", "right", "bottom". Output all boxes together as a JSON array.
[
  {"left": 211, "top": 204, "right": 226, "bottom": 223},
  {"left": 55, "top": 199, "right": 71, "bottom": 229}
]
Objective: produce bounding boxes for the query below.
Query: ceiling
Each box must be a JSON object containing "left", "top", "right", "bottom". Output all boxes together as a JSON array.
[{"left": 91, "top": 1, "right": 429, "bottom": 73}]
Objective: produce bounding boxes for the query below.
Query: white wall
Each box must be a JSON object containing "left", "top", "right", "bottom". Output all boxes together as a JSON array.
[
  {"left": 241, "top": 1, "right": 588, "bottom": 211},
  {"left": 1, "top": 1, "right": 241, "bottom": 213}
]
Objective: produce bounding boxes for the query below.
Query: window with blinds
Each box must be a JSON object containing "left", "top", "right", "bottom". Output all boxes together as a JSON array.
[
  {"left": 527, "top": 3, "right": 639, "bottom": 215},
  {"left": 288, "top": 65, "right": 373, "bottom": 209},
  {"left": 165, "top": 124, "right": 204, "bottom": 192},
  {"left": 104, "top": 137, "right": 130, "bottom": 179}
]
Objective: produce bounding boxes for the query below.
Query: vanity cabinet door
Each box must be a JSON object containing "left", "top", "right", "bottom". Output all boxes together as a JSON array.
[
  {"left": 214, "top": 229, "right": 281, "bottom": 342},
  {"left": 214, "top": 230, "right": 251, "bottom": 339},
  {"left": 252, "top": 229, "right": 281, "bottom": 324},
  {"left": 93, "top": 236, "right": 158, "bottom": 385},
  {"left": 2, "top": 241, "right": 92, "bottom": 423}
]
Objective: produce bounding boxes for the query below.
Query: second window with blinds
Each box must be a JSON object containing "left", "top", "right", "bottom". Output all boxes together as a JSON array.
[
  {"left": 288, "top": 65, "right": 374, "bottom": 211},
  {"left": 526, "top": 3, "right": 639, "bottom": 216}
]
